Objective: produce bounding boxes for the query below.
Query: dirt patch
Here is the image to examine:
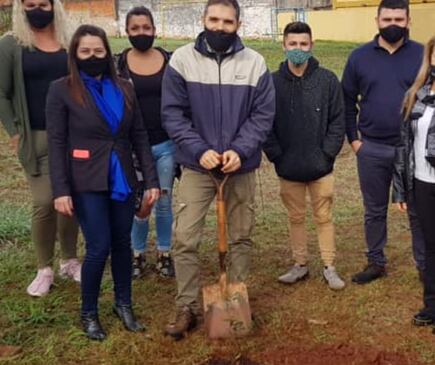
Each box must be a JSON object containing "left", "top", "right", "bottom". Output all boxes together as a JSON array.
[
  {"left": 202, "top": 343, "right": 423, "bottom": 365},
  {"left": 258, "top": 343, "right": 423, "bottom": 365},
  {"left": 203, "top": 356, "right": 261, "bottom": 365}
]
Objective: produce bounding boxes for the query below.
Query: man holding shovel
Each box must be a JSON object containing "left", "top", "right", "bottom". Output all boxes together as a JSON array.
[{"left": 161, "top": 0, "right": 275, "bottom": 340}]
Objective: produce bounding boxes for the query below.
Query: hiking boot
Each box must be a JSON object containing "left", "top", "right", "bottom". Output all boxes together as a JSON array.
[
  {"left": 59, "top": 258, "right": 81, "bottom": 282},
  {"left": 132, "top": 253, "right": 146, "bottom": 279},
  {"left": 323, "top": 266, "right": 345, "bottom": 290},
  {"left": 164, "top": 306, "right": 197, "bottom": 340},
  {"left": 351, "top": 263, "right": 386, "bottom": 284},
  {"left": 27, "top": 267, "right": 54, "bottom": 297},
  {"left": 156, "top": 252, "right": 175, "bottom": 278},
  {"left": 413, "top": 310, "right": 435, "bottom": 327},
  {"left": 278, "top": 264, "right": 309, "bottom": 284}
]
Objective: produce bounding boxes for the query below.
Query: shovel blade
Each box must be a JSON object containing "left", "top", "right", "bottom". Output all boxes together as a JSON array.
[{"left": 202, "top": 281, "right": 251, "bottom": 339}]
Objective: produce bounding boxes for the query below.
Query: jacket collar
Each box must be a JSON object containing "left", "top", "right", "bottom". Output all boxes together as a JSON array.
[{"left": 194, "top": 31, "right": 244, "bottom": 60}]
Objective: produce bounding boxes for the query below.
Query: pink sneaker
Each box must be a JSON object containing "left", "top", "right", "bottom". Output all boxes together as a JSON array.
[
  {"left": 27, "top": 267, "right": 54, "bottom": 297},
  {"left": 59, "top": 258, "right": 81, "bottom": 282}
]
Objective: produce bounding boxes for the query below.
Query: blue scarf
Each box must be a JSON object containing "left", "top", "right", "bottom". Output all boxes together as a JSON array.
[{"left": 81, "top": 72, "right": 132, "bottom": 201}]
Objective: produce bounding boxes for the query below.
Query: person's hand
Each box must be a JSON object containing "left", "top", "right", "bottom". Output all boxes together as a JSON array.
[
  {"left": 351, "top": 140, "right": 363, "bottom": 154},
  {"left": 221, "top": 150, "right": 241, "bottom": 173},
  {"left": 136, "top": 188, "right": 160, "bottom": 219},
  {"left": 54, "top": 196, "right": 74, "bottom": 217},
  {"left": 199, "top": 149, "right": 222, "bottom": 170},
  {"left": 145, "top": 188, "right": 160, "bottom": 205},
  {"left": 10, "top": 134, "right": 19, "bottom": 154},
  {"left": 395, "top": 202, "right": 408, "bottom": 213}
]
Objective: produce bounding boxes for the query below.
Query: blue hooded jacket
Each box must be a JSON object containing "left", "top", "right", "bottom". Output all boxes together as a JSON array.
[{"left": 161, "top": 32, "right": 275, "bottom": 173}]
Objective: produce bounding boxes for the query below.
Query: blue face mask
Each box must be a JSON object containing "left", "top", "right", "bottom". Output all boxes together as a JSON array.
[{"left": 285, "top": 49, "right": 312, "bottom": 66}]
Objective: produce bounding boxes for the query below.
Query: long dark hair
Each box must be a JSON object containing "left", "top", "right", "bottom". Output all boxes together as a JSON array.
[{"left": 67, "top": 24, "right": 132, "bottom": 108}]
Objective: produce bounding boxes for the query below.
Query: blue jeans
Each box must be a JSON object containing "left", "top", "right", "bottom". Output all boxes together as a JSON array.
[
  {"left": 131, "top": 140, "right": 175, "bottom": 253},
  {"left": 73, "top": 192, "right": 135, "bottom": 315}
]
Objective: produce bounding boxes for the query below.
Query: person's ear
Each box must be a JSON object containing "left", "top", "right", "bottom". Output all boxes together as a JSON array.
[{"left": 236, "top": 20, "right": 242, "bottom": 32}]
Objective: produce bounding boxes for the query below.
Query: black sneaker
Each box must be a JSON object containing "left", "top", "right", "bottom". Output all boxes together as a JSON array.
[
  {"left": 132, "top": 254, "right": 146, "bottom": 279},
  {"left": 413, "top": 310, "right": 435, "bottom": 327},
  {"left": 351, "top": 263, "right": 386, "bottom": 284},
  {"left": 156, "top": 252, "right": 175, "bottom": 278}
]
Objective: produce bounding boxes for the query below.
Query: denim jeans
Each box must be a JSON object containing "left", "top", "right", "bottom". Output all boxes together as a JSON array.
[
  {"left": 131, "top": 140, "right": 175, "bottom": 253},
  {"left": 73, "top": 192, "right": 135, "bottom": 315}
]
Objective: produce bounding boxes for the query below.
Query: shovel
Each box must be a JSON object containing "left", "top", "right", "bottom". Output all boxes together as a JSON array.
[{"left": 202, "top": 171, "right": 252, "bottom": 339}]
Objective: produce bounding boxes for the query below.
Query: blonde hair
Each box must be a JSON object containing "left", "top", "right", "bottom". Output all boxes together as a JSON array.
[
  {"left": 11, "top": 0, "right": 70, "bottom": 48},
  {"left": 403, "top": 36, "right": 435, "bottom": 120}
]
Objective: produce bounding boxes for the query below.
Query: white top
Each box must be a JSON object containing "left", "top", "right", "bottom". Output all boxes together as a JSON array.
[{"left": 414, "top": 100, "right": 435, "bottom": 183}]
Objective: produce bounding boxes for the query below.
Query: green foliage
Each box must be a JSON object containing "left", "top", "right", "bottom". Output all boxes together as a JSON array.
[
  {"left": 0, "top": 203, "right": 31, "bottom": 245},
  {"left": 0, "top": 6, "right": 12, "bottom": 35}
]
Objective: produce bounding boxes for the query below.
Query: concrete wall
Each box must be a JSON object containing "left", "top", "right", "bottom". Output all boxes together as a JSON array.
[
  {"left": 117, "top": 0, "right": 276, "bottom": 38},
  {"left": 64, "top": 0, "right": 119, "bottom": 35},
  {"left": 278, "top": 3, "right": 435, "bottom": 43}
]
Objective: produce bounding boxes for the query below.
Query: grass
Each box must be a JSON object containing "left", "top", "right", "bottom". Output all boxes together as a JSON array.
[{"left": 0, "top": 39, "right": 432, "bottom": 365}]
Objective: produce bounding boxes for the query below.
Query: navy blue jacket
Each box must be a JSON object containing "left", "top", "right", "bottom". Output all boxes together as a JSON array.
[
  {"left": 161, "top": 32, "right": 275, "bottom": 173},
  {"left": 342, "top": 36, "right": 423, "bottom": 145}
]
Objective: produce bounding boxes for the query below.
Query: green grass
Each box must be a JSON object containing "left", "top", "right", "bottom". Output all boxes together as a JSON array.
[
  {"left": 110, "top": 37, "right": 359, "bottom": 75},
  {"left": 0, "top": 39, "right": 432, "bottom": 365}
]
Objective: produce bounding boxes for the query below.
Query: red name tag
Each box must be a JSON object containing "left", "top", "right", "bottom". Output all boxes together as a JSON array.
[{"left": 72, "top": 149, "right": 90, "bottom": 159}]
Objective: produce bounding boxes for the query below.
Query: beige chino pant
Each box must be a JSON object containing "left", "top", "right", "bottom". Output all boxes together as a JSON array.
[{"left": 280, "top": 173, "right": 336, "bottom": 267}]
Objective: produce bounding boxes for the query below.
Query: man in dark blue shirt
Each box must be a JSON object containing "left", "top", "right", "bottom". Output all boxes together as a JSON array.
[{"left": 342, "top": 0, "right": 424, "bottom": 284}]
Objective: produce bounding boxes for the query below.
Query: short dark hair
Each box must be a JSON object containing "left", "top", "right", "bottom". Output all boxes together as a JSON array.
[
  {"left": 125, "top": 6, "right": 155, "bottom": 30},
  {"left": 377, "top": 0, "right": 409, "bottom": 16},
  {"left": 283, "top": 22, "right": 312, "bottom": 40},
  {"left": 204, "top": 0, "right": 240, "bottom": 21}
]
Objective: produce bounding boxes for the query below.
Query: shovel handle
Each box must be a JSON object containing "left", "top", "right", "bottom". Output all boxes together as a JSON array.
[{"left": 208, "top": 172, "right": 229, "bottom": 255}]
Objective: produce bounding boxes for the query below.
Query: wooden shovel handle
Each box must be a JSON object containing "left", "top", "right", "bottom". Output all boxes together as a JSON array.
[
  {"left": 209, "top": 172, "right": 229, "bottom": 255},
  {"left": 217, "top": 199, "right": 227, "bottom": 254}
]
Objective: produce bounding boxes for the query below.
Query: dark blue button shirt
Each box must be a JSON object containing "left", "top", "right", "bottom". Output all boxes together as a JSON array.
[{"left": 342, "top": 36, "right": 423, "bottom": 145}]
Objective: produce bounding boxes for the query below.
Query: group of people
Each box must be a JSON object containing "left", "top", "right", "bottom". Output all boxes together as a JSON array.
[{"left": 0, "top": 0, "right": 434, "bottom": 342}]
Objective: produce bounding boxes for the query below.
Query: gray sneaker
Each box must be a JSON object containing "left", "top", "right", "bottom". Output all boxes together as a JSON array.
[
  {"left": 323, "top": 266, "right": 345, "bottom": 290},
  {"left": 278, "top": 264, "right": 309, "bottom": 284}
]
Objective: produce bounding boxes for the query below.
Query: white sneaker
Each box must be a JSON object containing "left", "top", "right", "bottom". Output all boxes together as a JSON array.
[
  {"left": 59, "top": 258, "right": 81, "bottom": 282},
  {"left": 278, "top": 264, "right": 309, "bottom": 284},
  {"left": 27, "top": 267, "right": 54, "bottom": 297},
  {"left": 323, "top": 266, "right": 345, "bottom": 290}
]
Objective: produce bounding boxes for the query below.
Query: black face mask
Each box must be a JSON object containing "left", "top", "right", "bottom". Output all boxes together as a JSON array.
[
  {"left": 204, "top": 28, "right": 237, "bottom": 53},
  {"left": 77, "top": 56, "right": 110, "bottom": 77},
  {"left": 128, "top": 34, "right": 155, "bottom": 52},
  {"left": 379, "top": 25, "right": 407, "bottom": 44},
  {"left": 25, "top": 8, "right": 54, "bottom": 29}
]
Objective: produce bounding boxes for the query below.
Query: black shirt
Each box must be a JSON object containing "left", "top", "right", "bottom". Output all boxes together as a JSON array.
[
  {"left": 129, "top": 60, "right": 169, "bottom": 146},
  {"left": 23, "top": 47, "right": 68, "bottom": 130}
]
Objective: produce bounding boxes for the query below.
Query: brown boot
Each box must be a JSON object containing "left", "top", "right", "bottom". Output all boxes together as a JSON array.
[{"left": 164, "top": 306, "right": 197, "bottom": 340}]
